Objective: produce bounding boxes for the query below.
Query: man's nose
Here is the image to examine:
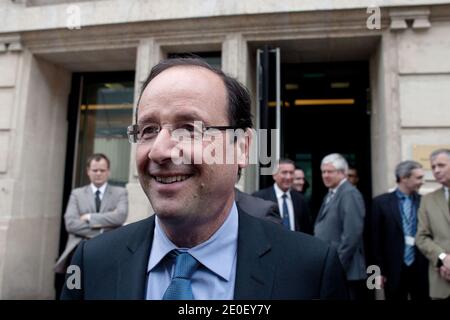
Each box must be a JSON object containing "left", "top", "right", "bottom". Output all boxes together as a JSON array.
[{"left": 148, "top": 129, "right": 176, "bottom": 164}]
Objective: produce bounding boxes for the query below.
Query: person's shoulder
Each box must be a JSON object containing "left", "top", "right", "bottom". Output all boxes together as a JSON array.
[
  {"left": 84, "top": 216, "right": 153, "bottom": 251},
  {"left": 252, "top": 186, "right": 273, "bottom": 197},
  {"left": 71, "top": 185, "right": 89, "bottom": 195},
  {"left": 341, "top": 181, "right": 363, "bottom": 197},
  {"left": 290, "top": 189, "right": 306, "bottom": 201},
  {"left": 422, "top": 187, "right": 444, "bottom": 201},
  {"left": 245, "top": 213, "right": 329, "bottom": 257},
  {"left": 373, "top": 191, "right": 392, "bottom": 203},
  {"left": 108, "top": 184, "right": 127, "bottom": 193}
]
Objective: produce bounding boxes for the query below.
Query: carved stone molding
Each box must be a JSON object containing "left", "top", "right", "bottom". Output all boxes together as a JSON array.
[
  {"left": 389, "top": 7, "right": 431, "bottom": 31},
  {"left": 0, "top": 35, "right": 23, "bottom": 53}
]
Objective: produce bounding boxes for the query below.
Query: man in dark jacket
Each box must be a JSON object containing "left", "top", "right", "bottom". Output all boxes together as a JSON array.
[{"left": 371, "top": 160, "right": 429, "bottom": 300}]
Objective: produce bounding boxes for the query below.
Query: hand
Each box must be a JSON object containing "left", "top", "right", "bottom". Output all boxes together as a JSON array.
[
  {"left": 80, "top": 214, "right": 91, "bottom": 222},
  {"left": 439, "top": 266, "right": 450, "bottom": 281}
]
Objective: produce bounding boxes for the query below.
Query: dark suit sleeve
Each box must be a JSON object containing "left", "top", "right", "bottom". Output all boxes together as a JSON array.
[
  {"left": 319, "top": 247, "right": 349, "bottom": 299},
  {"left": 60, "top": 240, "right": 85, "bottom": 300},
  {"left": 299, "top": 195, "right": 313, "bottom": 235},
  {"left": 266, "top": 203, "right": 283, "bottom": 224},
  {"left": 252, "top": 190, "right": 264, "bottom": 199},
  {"left": 370, "top": 198, "right": 385, "bottom": 274}
]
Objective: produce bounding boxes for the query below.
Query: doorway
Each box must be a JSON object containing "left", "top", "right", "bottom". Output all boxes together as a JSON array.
[
  {"left": 255, "top": 45, "right": 372, "bottom": 218},
  {"left": 55, "top": 71, "right": 135, "bottom": 298}
]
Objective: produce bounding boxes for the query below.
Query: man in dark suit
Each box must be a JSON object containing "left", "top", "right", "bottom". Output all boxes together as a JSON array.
[
  {"left": 371, "top": 160, "right": 429, "bottom": 300},
  {"left": 314, "top": 153, "right": 366, "bottom": 300},
  {"left": 61, "top": 57, "right": 347, "bottom": 300},
  {"left": 235, "top": 188, "right": 282, "bottom": 225},
  {"left": 253, "top": 159, "right": 312, "bottom": 234}
]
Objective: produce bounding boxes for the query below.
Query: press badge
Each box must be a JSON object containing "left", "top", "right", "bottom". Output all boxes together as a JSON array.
[{"left": 405, "top": 236, "right": 415, "bottom": 246}]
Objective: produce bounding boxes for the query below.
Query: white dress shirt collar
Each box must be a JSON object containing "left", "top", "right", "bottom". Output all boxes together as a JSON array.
[
  {"left": 90, "top": 183, "right": 107, "bottom": 199},
  {"left": 273, "top": 183, "right": 291, "bottom": 199},
  {"left": 329, "top": 178, "right": 347, "bottom": 194}
]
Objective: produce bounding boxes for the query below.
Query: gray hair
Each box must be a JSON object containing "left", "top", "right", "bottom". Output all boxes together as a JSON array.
[
  {"left": 395, "top": 160, "right": 422, "bottom": 183},
  {"left": 321, "top": 153, "right": 348, "bottom": 174},
  {"left": 430, "top": 148, "right": 450, "bottom": 161}
]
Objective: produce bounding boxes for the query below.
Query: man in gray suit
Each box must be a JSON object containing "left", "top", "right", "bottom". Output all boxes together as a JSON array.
[
  {"left": 314, "top": 153, "right": 366, "bottom": 300},
  {"left": 55, "top": 153, "right": 128, "bottom": 274}
]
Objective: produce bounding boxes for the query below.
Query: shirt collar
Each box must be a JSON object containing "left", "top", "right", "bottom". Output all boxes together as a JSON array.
[
  {"left": 90, "top": 183, "right": 107, "bottom": 195},
  {"left": 330, "top": 178, "right": 347, "bottom": 193},
  {"left": 395, "top": 188, "right": 411, "bottom": 200},
  {"left": 273, "top": 183, "right": 290, "bottom": 199},
  {"left": 147, "top": 202, "right": 239, "bottom": 282}
]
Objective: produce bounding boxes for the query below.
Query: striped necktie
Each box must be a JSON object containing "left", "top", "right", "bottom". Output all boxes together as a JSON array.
[
  {"left": 162, "top": 250, "right": 200, "bottom": 300},
  {"left": 401, "top": 195, "right": 415, "bottom": 266},
  {"left": 95, "top": 190, "right": 101, "bottom": 212},
  {"left": 281, "top": 193, "right": 291, "bottom": 229}
]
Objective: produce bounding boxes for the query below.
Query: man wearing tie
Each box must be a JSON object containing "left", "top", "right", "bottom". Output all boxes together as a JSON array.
[
  {"left": 371, "top": 160, "right": 429, "bottom": 300},
  {"left": 60, "top": 58, "right": 347, "bottom": 300},
  {"left": 253, "top": 159, "right": 312, "bottom": 234},
  {"left": 55, "top": 153, "right": 128, "bottom": 274},
  {"left": 314, "top": 153, "right": 366, "bottom": 299}
]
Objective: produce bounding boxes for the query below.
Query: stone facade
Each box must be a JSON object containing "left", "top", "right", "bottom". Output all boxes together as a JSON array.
[{"left": 0, "top": 0, "right": 449, "bottom": 299}]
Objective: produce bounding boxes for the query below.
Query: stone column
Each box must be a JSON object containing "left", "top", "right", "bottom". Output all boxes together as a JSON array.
[
  {"left": 125, "top": 38, "right": 162, "bottom": 224},
  {"left": 222, "top": 33, "right": 256, "bottom": 193},
  {"left": 0, "top": 35, "right": 71, "bottom": 298}
]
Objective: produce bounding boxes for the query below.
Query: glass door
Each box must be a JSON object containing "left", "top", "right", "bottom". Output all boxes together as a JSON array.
[{"left": 74, "top": 72, "right": 135, "bottom": 187}]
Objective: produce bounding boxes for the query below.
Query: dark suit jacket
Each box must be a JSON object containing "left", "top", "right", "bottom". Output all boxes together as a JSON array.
[
  {"left": 314, "top": 180, "right": 366, "bottom": 281},
  {"left": 61, "top": 208, "right": 348, "bottom": 300},
  {"left": 252, "top": 186, "right": 312, "bottom": 234},
  {"left": 371, "top": 191, "right": 428, "bottom": 297},
  {"left": 234, "top": 189, "right": 282, "bottom": 225}
]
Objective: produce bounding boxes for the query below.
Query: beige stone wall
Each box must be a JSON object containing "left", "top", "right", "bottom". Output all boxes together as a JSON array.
[
  {"left": 0, "top": 49, "right": 71, "bottom": 298},
  {"left": 397, "top": 20, "right": 450, "bottom": 192}
]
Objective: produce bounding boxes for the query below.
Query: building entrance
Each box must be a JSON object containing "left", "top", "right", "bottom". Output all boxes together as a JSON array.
[{"left": 257, "top": 47, "right": 371, "bottom": 217}]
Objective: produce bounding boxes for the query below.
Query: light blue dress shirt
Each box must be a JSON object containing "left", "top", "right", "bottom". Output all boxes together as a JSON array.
[{"left": 146, "top": 202, "right": 238, "bottom": 300}]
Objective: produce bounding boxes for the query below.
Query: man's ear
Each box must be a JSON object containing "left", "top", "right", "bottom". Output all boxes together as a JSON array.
[{"left": 237, "top": 128, "right": 253, "bottom": 169}]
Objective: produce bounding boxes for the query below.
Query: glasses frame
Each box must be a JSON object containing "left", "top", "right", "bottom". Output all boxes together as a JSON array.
[{"left": 126, "top": 122, "right": 240, "bottom": 144}]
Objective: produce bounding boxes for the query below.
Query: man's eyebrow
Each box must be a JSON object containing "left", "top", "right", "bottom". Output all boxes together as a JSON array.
[
  {"left": 138, "top": 111, "right": 206, "bottom": 125},
  {"left": 172, "top": 111, "right": 205, "bottom": 123}
]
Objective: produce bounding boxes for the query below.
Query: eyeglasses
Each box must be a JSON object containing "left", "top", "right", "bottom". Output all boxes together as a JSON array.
[{"left": 127, "top": 121, "right": 239, "bottom": 144}]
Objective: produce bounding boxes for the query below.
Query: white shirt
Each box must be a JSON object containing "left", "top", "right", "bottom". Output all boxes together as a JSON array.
[
  {"left": 90, "top": 183, "right": 107, "bottom": 200},
  {"left": 146, "top": 202, "right": 238, "bottom": 300},
  {"left": 445, "top": 186, "right": 449, "bottom": 202},
  {"left": 273, "top": 183, "right": 295, "bottom": 231}
]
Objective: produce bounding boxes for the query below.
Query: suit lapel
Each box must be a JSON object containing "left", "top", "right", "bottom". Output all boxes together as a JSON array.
[
  {"left": 315, "top": 194, "right": 328, "bottom": 224},
  {"left": 388, "top": 192, "right": 404, "bottom": 233},
  {"left": 116, "top": 216, "right": 155, "bottom": 299},
  {"left": 84, "top": 185, "right": 96, "bottom": 213},
  {"left": 434, "top": 188, "right": 450, "bottom": 225},
  {"left": 234, "top": 208, "right": 275, "bottom": 299},
  {"left": 269, "top": 186, "right": 278, "bottom": 204},
  {"left": 100, "top": 185, "right": 111, "bottom": 212},
  {"left": 290, "top": 191, "right": 300, "bottom": 230}
]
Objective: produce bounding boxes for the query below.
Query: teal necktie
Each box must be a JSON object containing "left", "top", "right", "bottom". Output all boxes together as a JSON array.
[{"left": 162, "top": 250, "right": 200, "bottom": 300}]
